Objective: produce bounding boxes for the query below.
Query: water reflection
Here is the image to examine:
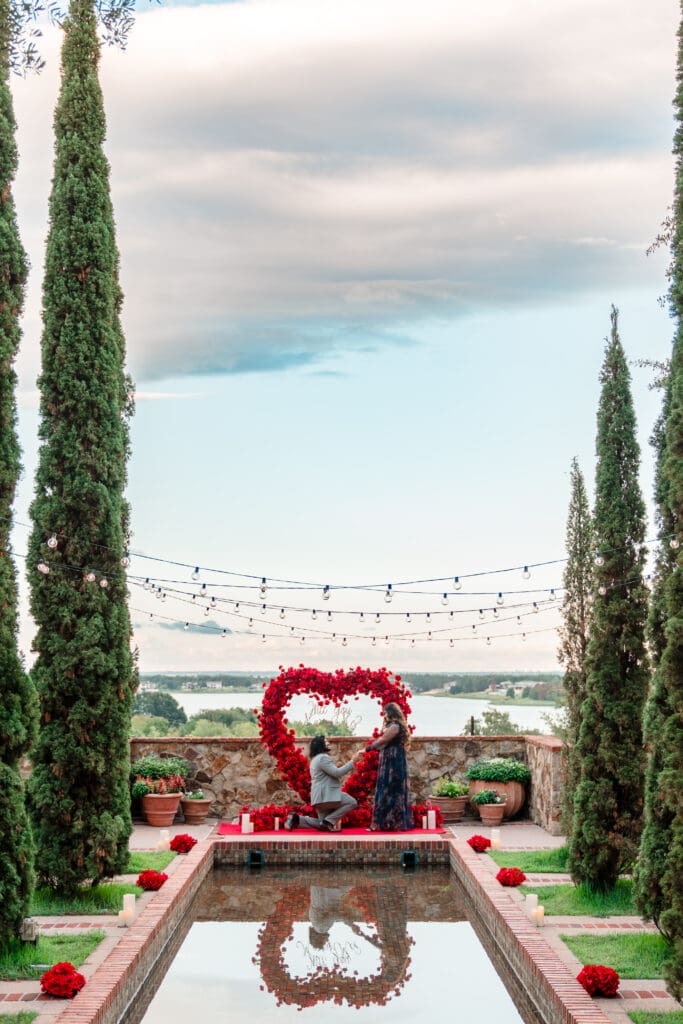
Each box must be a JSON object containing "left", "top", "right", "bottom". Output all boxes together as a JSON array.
[{"left": 255, "top": 881, "right": 413, "bottom": 1009}]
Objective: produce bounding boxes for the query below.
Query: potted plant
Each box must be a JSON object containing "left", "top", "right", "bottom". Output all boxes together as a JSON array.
[
  {"left": 465, "top": 758, "right": 531, "bottom": 819},
  {"left": 430, "top": 777, "right": 470, "bottom": 822},
  {"left": 131, "top": 754, "right": 189, "bottom": 826},
  {"left": 470, "top": 789, "right": 506, "bottom": 827},
  {"left": 180, "top": 789, "right": 213, "bottom": 825}
]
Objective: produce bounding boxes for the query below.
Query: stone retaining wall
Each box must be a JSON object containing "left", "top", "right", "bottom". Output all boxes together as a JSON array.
[{"left": 130, "top": 734, "right": 564, "bottom": 833}]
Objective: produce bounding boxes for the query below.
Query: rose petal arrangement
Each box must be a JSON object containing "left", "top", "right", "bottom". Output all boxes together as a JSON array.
[
  {"left": 576, "top": 965, "right": 620, "bottom": 997},
  {"left": 40, "top": 962, "right": 86, "bottom": 999},
  {"left": 496, "top": 867, "right": 526, "bottom": 887},
  {"left": 170, "top": 833, "right": 197, "bottom": 853},
  {"left": 467, "top": 834, "right": 492, "bottom": 853},
  {"left": 136, "top": 869, "right": 169, "bottom": 891}
]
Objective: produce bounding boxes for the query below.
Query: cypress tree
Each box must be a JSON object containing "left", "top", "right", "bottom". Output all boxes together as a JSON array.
[
  {"left": 557, "top": 457, "right": 593, "bottom": 836},
  {"left": 569, "top": 307, "right": 649, "bottom": 892},
  {"left": 26, "top": 0, "right": 136, "bottom": 893},
  {"left": 0, "top": 0, "right": 38, "bottom": 944}
]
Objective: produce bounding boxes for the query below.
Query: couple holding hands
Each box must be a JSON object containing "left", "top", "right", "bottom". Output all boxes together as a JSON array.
[{"left": 284, "top": 702, "right": 412, "bottom": 833}]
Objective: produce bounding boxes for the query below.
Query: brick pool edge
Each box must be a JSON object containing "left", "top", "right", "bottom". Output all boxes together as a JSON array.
[{"left": 50, "top": 834, "right": 610, "bottom": 1024}]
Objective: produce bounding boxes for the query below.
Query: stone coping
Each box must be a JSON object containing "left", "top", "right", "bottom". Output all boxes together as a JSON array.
[{"left": 16, "top": 833, "right": 628, "bottom": 1024}]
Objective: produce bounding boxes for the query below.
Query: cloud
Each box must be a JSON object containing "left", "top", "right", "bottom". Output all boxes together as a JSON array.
[
  {"left": 132, "top": 617, "right": 229, "bottom": 634},
  {"left": 11, "top": 0, "right": 677, "bottom": 383}
]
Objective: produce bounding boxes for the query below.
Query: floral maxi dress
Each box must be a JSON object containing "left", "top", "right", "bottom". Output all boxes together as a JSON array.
[{"left": 371, "top": 730, "right": 412, "bottom": 831}]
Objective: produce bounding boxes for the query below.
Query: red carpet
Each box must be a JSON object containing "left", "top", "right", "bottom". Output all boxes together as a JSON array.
[{"left": 217, "top": 823, "right": 445, "bottom": 836}]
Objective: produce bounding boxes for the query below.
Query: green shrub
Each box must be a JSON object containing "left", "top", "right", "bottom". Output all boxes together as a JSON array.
[
  {"left": 470, "top": 789, "right": 504, "bottom": 805},
  {"left": 466, "top": 758, "right": 531, "bottom": 784},
  {"left": 130, "top": 755, "right": 188, "bottom": 780},
  {"left": 432, "top": 777, "right": 469, "bottom": 797}
]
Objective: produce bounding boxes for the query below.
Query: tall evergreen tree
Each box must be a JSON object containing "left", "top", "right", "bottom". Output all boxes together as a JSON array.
[
  {"left": 569, "top": 307, "right": 649, "bottom": 892},
  {"left": 557, "top": 457, "right": 593, "bottom": 836},
  {"left": 0, "top": 0, "right": 38, "bottom": 944},
  {"left": 26, "top": 0, "right": 136, "bottom": 893}
]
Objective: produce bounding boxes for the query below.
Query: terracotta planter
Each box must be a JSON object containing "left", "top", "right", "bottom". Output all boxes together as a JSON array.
[
  {"left": 469, "top": 780, "right": 526, "bottom": 819},
  {"left": 431, "top": 795, "right": 468, "bottom": 823},
  {"left": 141, "top": 793, "right": 182, "bottom": 827},
  {"left": 180, "top": 798, "right": 212, "bottom": 825},
  {"left": 476, "top": 802, "right": 506, "bottom": 827}
]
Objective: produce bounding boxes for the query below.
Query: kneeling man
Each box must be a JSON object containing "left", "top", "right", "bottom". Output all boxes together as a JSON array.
[{"left": 285, "top": 735, "right": 361, "bottom": 832}]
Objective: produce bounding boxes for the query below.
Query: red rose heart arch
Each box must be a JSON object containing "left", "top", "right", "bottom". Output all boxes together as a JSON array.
[{"left": 258, "top": 665, "right": 412, "bottom": 816}]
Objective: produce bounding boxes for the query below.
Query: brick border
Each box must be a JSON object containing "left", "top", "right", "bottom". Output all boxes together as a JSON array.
[{"left": 47, "top": 834, "right": 613, "bottom": 1024}]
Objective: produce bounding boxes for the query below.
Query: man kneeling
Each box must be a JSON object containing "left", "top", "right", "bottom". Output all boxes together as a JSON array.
[{"left": 285, "top": 735, "right": 362, "bottom": 832}]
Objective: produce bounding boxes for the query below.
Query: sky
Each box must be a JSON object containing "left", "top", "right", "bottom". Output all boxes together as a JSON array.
[{"left": 8, "top": 0, "right": 678, "bottom": 674}]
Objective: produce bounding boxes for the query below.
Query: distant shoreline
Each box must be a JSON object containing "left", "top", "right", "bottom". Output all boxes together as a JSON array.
[{"left": 434, "top": 691, "right": 560, "bottom": 708}]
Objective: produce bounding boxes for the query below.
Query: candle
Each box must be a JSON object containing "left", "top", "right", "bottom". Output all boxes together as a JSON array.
[
  {"left": 490, "top": 828, "right": 502, "bottom": 849},
  {"left": 524, "top": 893, "right": 539, "bottom": 913},
  {"left": 421, "top": 815, "right": 427, "bottom": 829},
  {"left": 531, "top": 905, "right": 545, "bottom": 927},
  {"left": 240, "top": 813, "right": 250, "bottom": 833},
  {"left": 274, "top": 817, "right": 280, "bottom": 831},
  {"left": 123, "top": 894, "right": 136, "bottom": 916},
  {"left": 119, "top": 908, "right": 134, "bottom": 926},
  {"left": 158, "top": 829, "right": 171, "bottom": 851},
  {"left": 427, "top": 809, "right": 437, "bottom": 830}
]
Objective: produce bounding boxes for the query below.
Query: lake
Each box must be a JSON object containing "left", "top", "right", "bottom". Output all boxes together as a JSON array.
[{"left": 171, "top": 691, "right": 559, "bottom": 736}]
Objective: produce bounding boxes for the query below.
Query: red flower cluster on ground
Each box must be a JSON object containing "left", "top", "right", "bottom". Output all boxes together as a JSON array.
[
  {"left": 496, "top": 867, "right": 526, "bottom": 887},
  {"left": 40, "top": 962, "right": 86, "bottom": 999},
  {"left": 411, "top": 803, "right": 444, "bottom": 828},
  {"left": 136, "top": 869, "right": 169, "bottom": 891},
  {"left": 576, "top": 965, "right": 620, "bottom": 997},
  {"left": 467, "top": 834, "right": 492, "bottom": 853},
  {"left": 258, "top": 665, "right": 412, "bottom": 810},
  {"left": 170, "top": 833, "right": 197, "bottom": 853}
]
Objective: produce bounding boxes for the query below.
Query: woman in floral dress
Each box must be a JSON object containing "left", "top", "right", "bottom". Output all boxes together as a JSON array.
[{"left": 365, "top": 703, "right": 412, "bottom": 831}]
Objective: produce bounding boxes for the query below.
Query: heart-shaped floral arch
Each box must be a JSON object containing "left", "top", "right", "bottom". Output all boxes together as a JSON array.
[
  {"left": 258, "top": 665, "right": 412, "bottom": 810},
  {"left": 255, "top": 883, "right": 413, "bottom": 1009}
]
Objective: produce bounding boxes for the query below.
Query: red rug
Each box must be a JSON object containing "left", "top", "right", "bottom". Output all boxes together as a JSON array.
[{"left": 216, "top": 823, "right": 445, "bottom": 836}]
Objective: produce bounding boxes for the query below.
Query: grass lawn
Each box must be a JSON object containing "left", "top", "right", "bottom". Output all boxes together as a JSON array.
[
  {"left": 30, "top": 882, "right": 139, "bottom": 916},
  {"left": 0, "top": 1014, "right": 38, "bottom": 1024},
  {"left": 628, "top": 1014, "right": 683, "bottom": 1024},
  {"left": 0, "top": 932, "right": 105, "bottom": 981},
  {"left": 127, "top": 851, "right": 175, "bottom": 873},
  {"left": 520, "top": 878, "right": 636, "bottom": 917},
  {"left": 562, "top": 933, "right": 670, "bottom": 979},
  {"left": 490, "top": 846, "right": 568, "bottom": 872}
]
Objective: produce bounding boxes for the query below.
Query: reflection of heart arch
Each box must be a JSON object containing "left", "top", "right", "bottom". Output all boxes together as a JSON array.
[
  {"left": 255, "top": 884, "right": 413, "bottom": 1009},
  {"left": 259, "top": 666, "right": 412, "bottom": 807}
]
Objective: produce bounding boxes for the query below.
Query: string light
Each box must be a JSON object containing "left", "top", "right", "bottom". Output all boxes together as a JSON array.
[
  {"left": 359, "top": 612, "right": 365, "bottom": 623},
  {"left": 322, "top": 585, "right": 330, "bottom": 600},
  {"left": 453, "top": 576, "right": 462, "bottom": 590},
  {"left": 549, "top": 589, "right": 556, "bottom": 601},
  {"left": 86, "top": 571, "right": 96, "bottom": 583},
  {"left": 375, "top": 613, "right": 381, "bottom": 624},
  {"left": 210, "top": 596, "right": 217, "bottom": 608},
  {"left": 441, "top": 593, "right": 449, "bottom": 606},
  {"left": 598, "top": 585, "right": 607, "bottom": 596},
  {"left": 595, "top": 553, "right": 604, "bottom": 567},
  {"left": 37, "top": 562, "right": 50, "bottom": 575},
  {"left": 522, "top": 566, "right": 530, "bottom": 580},
  {"left": 261, "top": 634, "right": 267, "bottom": 643},
  {"left": 183, "top": 622, "right": 189, "bottom": 631},
  {"left": 311, "top": 609, "right": 318, "bottom": 621},
  {"left": 191, "top": 566, "right": 200, "bottom": 581},
  {"left": 406, "top": 612, "right": 412, "bottom": 622},
  {"left": 99, "top": 578, "right": 108, "bottom": 589},
  {"left": 260, "top": 577, "right": 267, "bottom": 595},
  {"left": 533, "top": 602, "right": 539, "bottom": 613},
  {"left": 384, "top": 584, "right": 393, "bottom": 603},
  {"left": 279, "top": 608, "right": 286, "bottom": 620},
  {"left": 342, "top": 637, "right": 348, "bottom": 647},
  {"left": 260, "top": 602, "right": 266, "bottom": 614},
  {"left": 204, "top": 606, "right": 210, "bottom": 616},
  {"left": 486, "top": 636, "right": 491, "bottom": 646},
  {"left": 327, "top": 611, "right": 333, "bottom": 622},
  {"left": 478, "top": 609, "right": 484, "bottom": 620},
  {"left": 121, "top": 555, "right": 130, "bottom": 567},
  {"left": 47, "top": 534, "right": 58, "bottom": 550},
  {"left": 221, "top": 629, "right": 227, "bottom": 638},
  {"left": 449, "top": 638, "right": 454, "bottom": 648},
  {"left": 248, "top": 617, "right": 253, "bottom": 628},
  {"left": 496, "top": 592, "right": 504, "bottom": 605},
  {"left": 426, "top": 613, "right": 431, "bottom": 623},
  {"left": 671, "top": 538, "right": 680, "bottom": 550}
]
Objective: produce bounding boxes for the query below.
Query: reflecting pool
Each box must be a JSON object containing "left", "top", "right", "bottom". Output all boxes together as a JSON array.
[{"left": 138, "top": 867, "right": 528, "bottom": 1023}]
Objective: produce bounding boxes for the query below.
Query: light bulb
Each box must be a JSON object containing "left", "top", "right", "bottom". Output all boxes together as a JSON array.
[
  {"left": 426, "top": 613, "right": 431, "bottom": 623},
  {"left": 327, "top": 611, "right": 333, "bottom": 622},
  {"left": 235, "top": 602, "right": 240, "bottom": 613},
  {"left": 342, "top": 637, "right": 348, "bottom": 647},
  {"left": 331, "top": 633, "right": 336, "bottom": 642},
  {"left": 322, "top": 585, "right": 330, "bottom": 600},
  {"left": 221, "top": 629, "right": 227, "bottom": 638},
  {"left": 517, "top": 616, "right": 522, "bottom": 625},
  {"left": 496, "top": 592, "right": 504, "bottom": 606},
  {"left": 184, "top": 622, "right": 189, "bottom": 631},
  {"left": 149, "top": 612, "right": 154, "bottom": 621},
  {"left": 143, "top": 577, "right": 151, "bottom": 590},
  {"left": 522, "top": 633, "right": 527, "bottom": 642},
  {"left": 478, "top": 609, "right": 484, "bottom": 620},
  {"left": 441, "top": 592, "right": 449, "bottom": 606},
  {"left": 384, "top": 635, "right": 390, "bottom": 645},
  {"left": 472, "top": 624, "right": 476, "bottom": 632},
  {"left": 160, "top": 591, "right": 166, "bottom": 602},
  {"left": 453, "top": 576, "right": 462, "bottom": 591},
  {"left": 670, "top": 537, "right": 680, "bottom": 550},
  {"left": 311, "top": 609, "right": 318, "bottom": 621},
  {"left": 522, "top": 566, "right": 531, "bottom": 580},
  {"left": 375, "top": 613, "right": 381, "bottom": 624},
  {"left": 549, "top": 589, "right": 556, "bottom": 601},
  {"left": 410, "top": 639, "right": 415, "bottom": 648},
  {"left": 449, "top": 611, "right": 454, "bottom": 619},
  {"left": 99, "top": 578, "right": 108, "bottom": 589},
  {"left": 192, "top": 566, "right": 200, "bottom": 581},
  {"left": 595, "top": 553, "right": 604, "bottom": 567},
  {"left": 86, "top": 571, "right": 96, "bottom": 583},
  {"left": 290, "top": 626, "right": 295, "bottom": 635},
  {"left": 300, "top": 636, "right": 306, "bottom": 645},
  {"left": 37, "top": 562, "right": 50, "bottom": 575},
  {"left": 191, "top": 594, "right": 196, "bottom": 601},
  {"left": 449, "top": 638, "right": 454, "bottom": 648},
  {"left": 261, "top": 603, "right": 267, "bottom": 615},
  {"left": 248, "top": 617, "right": 254, "bottom": 628},
  {"left": 385, "top": 584, "right": 393, "bottom": 603},
  {"left": 204, "top": 606, "right": 210, "bottom": 616},
  {"left": 47, "top": 534, "right": 58, "bottom": 550},
  {"left": 279, "top": 608, "right": 285, "bottom": 620},
  {"left": 598, "top": 585, "right": 607, "bottom": 596},
  {"left": 120, "top": 555, "right": 130, "bottom": 567},
  {"left": 155, "top": 587, "right": 162, "bottom": 600},
  {"left": 486, "top": 636, "right": 491, "bottom": 646},
  {"left": 406, "top": 612, "right": 412, "bottom": 622},
  {"left": 261, "top": 634, "right": 267, "bottom": 643},
  {"left": 201, "top": 583, "right": 207, "bottom": 596},
  {"left": 371, "top": 637, "right": 376, "bottom": 646},
  {"left": 211, "top": 597, "right": 217, "bottom": 608},
  {"left": 428, "top": 631, "right": 432, "bottom": 640},
  {"left": 533, "top": 602, "right": 539, "bottom": 613},
  {"left": 359, "top": 612, "right": 365, "bottom": 623},
  {"left": 492, "top": 607, "right": 498, "bottom": 618},
  {"left": 260, "top": 577, "right": 267, "bottom": 595}
]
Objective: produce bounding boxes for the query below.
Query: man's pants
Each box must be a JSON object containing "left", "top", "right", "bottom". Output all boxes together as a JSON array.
[{"left": 300, "top": 792, "right": 358, "bottom": 829}]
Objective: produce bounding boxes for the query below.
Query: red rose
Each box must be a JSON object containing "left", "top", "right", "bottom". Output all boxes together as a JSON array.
[
  {"left": 576, "top": 965, "right": 620, "bottom": 997},
  {"left": 170, "top": 833, "right": 197, "bottom": 853},
  {"left": 496, "top": 867, "right": 526, "bottom": 887},
  {"left": 40, "top": 962, "right": 86, "bottom": 999},
  {"left": 467, "top": 834, "right": 492, "bottom": 853},
  {"left": 136, "top": 869, "right": 168, "bottom": 891}
]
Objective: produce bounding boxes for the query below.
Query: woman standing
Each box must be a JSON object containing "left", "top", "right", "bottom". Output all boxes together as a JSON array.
[{"left": 365, "top": 703, "right": 412, "bottom": 831}]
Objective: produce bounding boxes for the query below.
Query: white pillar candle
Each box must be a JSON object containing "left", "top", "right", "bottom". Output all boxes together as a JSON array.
[
  {"left": 120, "top": 908, "right": 134, "bottom": 926},
  {"left": 240, "top": 813, "right": 251, "bottom": 833},
  {"left": 490, "top": 828, "right": 502, "bottom": 849},
  {"left": 427, "top": 809, "right": 437, "bottom": 830},
  {"left": 274, "top": 817, "right": 280, "bottom": 831},
  {"left": 524, "top": 893, "right": 539, "bottom": 912},
  {"left": 158, "top": 829, "right": 171, "bottom": 851},
  {"left": 531, "top": 906, "right": 545, "bottom": 927},
  {"left": 123, "top": 894, "right": 136, "bottom": 915},
  {"left": 421, "top": 815, "right": 427, "bottom": 829}
]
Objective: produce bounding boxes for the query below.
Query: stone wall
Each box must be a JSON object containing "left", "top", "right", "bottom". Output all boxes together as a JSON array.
[{"left": 130, "top": 734, "right": 564, "bottom": 834}]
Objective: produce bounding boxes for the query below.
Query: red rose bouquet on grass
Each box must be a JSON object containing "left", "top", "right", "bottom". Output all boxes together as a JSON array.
[
  {"left": 576, "top": 965, "right": 620, "bottom": 997},
  {"left": 496, "top": 867, "right": 526, "bottom": 887},
  {"left": 40, "top": 962, "right": 86, "bottom": 998},
  {"left": 136, "top": 869, "right": 168, "bottom": 891},
  {"left": 467, "top": 834, "right": 492, "bottom": 853},
  {"left": 170, "top": 833, "right": 197, "bottom": 853}
]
